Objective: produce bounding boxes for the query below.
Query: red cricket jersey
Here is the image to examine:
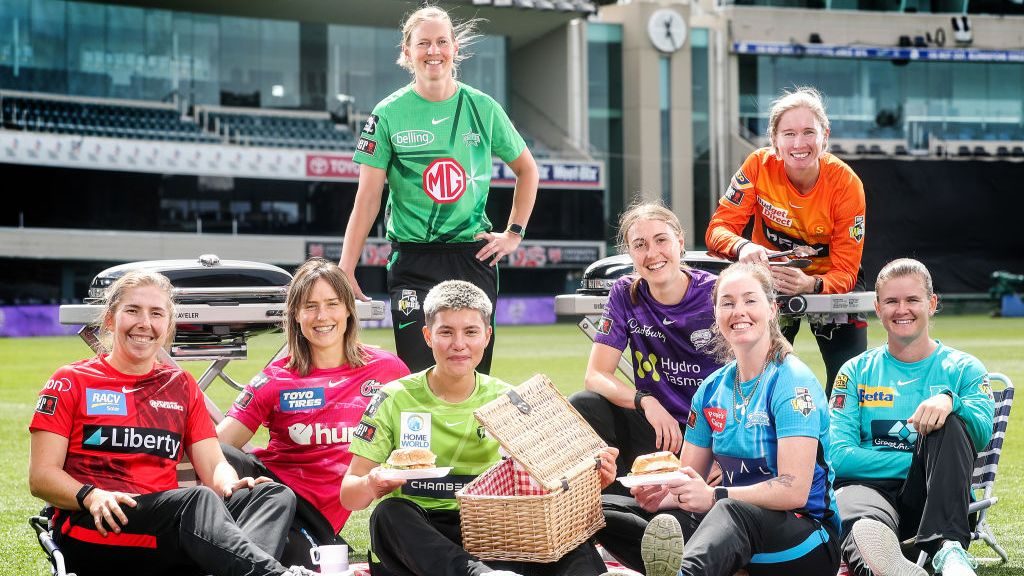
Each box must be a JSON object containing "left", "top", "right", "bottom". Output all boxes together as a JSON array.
[{"left": 30, "top": 355, "right": 216, "bottom": 495}]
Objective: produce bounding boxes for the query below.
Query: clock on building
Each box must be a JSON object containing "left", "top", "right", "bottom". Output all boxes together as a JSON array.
[{"left": 647, "top": 8, "right": 687, "bottom": 54}]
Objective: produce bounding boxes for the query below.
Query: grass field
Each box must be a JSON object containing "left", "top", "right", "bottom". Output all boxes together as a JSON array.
[{"left": 1, "top": 315, "right": 1021, "bottom": 575}]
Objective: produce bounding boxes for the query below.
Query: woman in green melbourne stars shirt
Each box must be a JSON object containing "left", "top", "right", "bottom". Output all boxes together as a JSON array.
[{"left": 340, "top": 5, "right": 539, "bottom": 375}]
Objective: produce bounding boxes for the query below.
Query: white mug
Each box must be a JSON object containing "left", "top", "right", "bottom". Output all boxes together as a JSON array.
[{"left": 309, "top": 544, "right": 349, "bottom": 574}]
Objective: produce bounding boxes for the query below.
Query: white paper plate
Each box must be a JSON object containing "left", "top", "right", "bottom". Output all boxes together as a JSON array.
[
  {"left": 617, "top": 471, "right": 687, "bottom": 488},
  {"left": 377, "top": 466, "right": 453, "bottom": 481}
]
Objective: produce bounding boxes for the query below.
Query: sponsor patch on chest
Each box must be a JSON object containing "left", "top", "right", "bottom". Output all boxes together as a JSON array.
[
  {"left": 279, "top": 387, "right": 325, "bottom": 411},
  {"left": 86, "top": 389, "right": 127, "bottom": 416},
  {"left": 399, "top": 411, "right": 432, "bottom": 449}
]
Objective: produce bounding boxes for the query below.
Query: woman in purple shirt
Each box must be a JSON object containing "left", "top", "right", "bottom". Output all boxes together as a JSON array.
[{"left": 570, "top": 202, "right": 722, "bottom": 571}]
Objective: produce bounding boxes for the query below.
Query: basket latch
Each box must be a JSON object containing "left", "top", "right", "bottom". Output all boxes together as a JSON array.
[
  {"left": 506, "top": 390, "right": 531, "bottom": 415},
  {"left": 559, "top": 477, "right": 570, "bottom": 491}
]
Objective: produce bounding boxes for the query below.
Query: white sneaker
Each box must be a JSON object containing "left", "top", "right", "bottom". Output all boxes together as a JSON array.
[
  {"left": 851, "top": 519, "right": 927, "bottom": 576},
  {"left": 641, "top": 514, "right": 684, "bottom": 576},
  {"left": 931, "top": 541, "right": 978, "bottom": 576}
]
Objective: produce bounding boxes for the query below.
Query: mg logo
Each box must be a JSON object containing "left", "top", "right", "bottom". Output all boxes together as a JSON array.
[{"left": 423, "top": 158, "right": 466, "bottom": 203}]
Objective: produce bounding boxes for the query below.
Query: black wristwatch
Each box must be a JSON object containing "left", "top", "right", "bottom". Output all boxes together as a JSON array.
[
  {"left": 813, "top": 276, "right": 824, "bottom": 294},
  {"left": 506, "top": 223, "right": 525, "bottom": 238},
  {"left": 76, "top": 483, "right": 96, "bottom": 510},
  {"left": 713, "top": 486, "right": 729, "bottom": 503},
  {"left": 635, "top": 390, "right": 653, "bottom": 414}
]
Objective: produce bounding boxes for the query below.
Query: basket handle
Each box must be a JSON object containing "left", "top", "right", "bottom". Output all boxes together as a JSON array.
[{"left": 505, "top": 389, "right": 531, "bottom": 415}]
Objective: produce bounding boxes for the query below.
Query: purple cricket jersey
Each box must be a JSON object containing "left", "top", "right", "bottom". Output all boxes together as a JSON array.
[{"left": 593, "top": 269, "right": 722, "bottom": 423}]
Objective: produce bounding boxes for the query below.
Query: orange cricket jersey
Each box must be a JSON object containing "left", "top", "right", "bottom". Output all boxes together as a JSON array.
[{"left": 705, "top": 148, "right": 865, "bottom": 294}]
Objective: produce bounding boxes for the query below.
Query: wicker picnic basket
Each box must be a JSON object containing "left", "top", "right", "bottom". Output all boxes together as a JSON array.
[{"left": 456, "top": 374, "right": 607, "bottom": 562}]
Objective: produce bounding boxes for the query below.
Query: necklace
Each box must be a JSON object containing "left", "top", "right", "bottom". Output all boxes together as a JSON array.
[{"left": 733, "top": 358, "right": 770, "bottom": 422}]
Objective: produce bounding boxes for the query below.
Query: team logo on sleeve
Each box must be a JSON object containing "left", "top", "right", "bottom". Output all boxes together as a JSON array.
[
  {"left": 234, "top": 390, "right": 254, "bottom": 409},
  {"left": 980, "top": 378, "right": 994, "bottom": 400},
  {"left": 353, "top": 421, "right": 377, "bottom": 442},
  {"left": 362, "top": 114, "right": 379, "bottom": 135},
  {"left": 364, "top": 391, "right": 388, "bottom": 418},
  {"left": 423, "top": 158, "right": 467, "bottom": 203},
  {"left": 849, "top": 215, "right": 865, "bottom": 243},
  {"left": 704, "top": 407, "right": 727, "bottom": 432},
  {"left": 356, "top": 137, "right": 377, "bottom": 156},
  {"left": 686, "top": 410, "right": 697, "bottom": 430},
  {"left": 833, "top": 373, "right": 849, "bottom": 391},
  {"left": 595, "top": 316, "right": 613, "bottom": 335},
  {"left": 830, "top": 395, "right": 846, "bottom": 411},
  {"left": 36, "top": 395, "right": 58, "bottom": 415},
  {"left": 791, "top": 387, "right": 816, "bottom": 416},
  {"left": 86, "top": 389, "right": 127, "bottom": 416},
  {"left": 279, "top": 387, "right": 325, "bottom": 411}
]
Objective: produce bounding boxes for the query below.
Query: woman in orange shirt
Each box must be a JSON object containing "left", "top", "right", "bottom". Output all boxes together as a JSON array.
[{"left": 705, "top": 87, "right": 866, "bottom": 394}]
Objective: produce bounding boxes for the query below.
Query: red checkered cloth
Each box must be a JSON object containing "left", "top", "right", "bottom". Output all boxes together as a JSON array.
[{"left": 461, "top": 458, "right": 549, "bottom": 496}]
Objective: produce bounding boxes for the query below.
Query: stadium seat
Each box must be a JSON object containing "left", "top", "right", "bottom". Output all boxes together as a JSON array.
[
  {"left": 915, "top": 372, "right": 1013, "bottom": 567},
  {"left": 957, "top": 145, "right": 971, "bottom": 157}
]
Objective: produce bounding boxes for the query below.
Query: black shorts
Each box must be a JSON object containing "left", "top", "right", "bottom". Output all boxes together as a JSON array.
[{"left": 387, "top": 241, "right": 498, "bottom": 373}]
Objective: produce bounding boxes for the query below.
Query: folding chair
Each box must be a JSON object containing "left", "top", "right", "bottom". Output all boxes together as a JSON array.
[
  {"left": 30, "top": 507, "right": 73, "bottom": 576},
  {"left": 916, "top": 372, "right": 1014, "bottom": 566}
]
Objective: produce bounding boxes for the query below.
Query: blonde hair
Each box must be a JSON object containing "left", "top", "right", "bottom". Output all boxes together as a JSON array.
[
  {"left": 767, "top": 86, "right": 830, "bottom": 157},
  {"left": 284, "top": 258, "right": 364, "bottom": 376},
  {"left": 423, "top": 280, "right": 492, "bottom": 327},
  {"left": 99, "top": 270, "right": 176, "bottom": 350},
  {"left": 707, "top": 263, "right": 793, "bottom": 364},
  {"left": 396, "top": 5, "right": 482, "bottom": 78},
  {"left": 875, "top": 258, "right": 934, "bottom": 298},
  {"left": 616, "top": 200, "right": 688, "bottom": 305}
]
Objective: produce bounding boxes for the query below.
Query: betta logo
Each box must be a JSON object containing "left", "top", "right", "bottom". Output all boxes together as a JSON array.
[{"left": 858, "top": 386, "right": 895, "bottom": 407}]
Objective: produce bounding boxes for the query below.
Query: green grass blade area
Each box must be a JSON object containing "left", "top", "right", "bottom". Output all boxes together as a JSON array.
[{"left": 2, "top": 315, "right": 1022, "bottom": 574}]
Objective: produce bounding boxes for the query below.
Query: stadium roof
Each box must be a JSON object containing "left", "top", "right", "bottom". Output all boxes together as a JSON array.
[{"left": 110, "top": 0, "right": 604, "bottom": 49}]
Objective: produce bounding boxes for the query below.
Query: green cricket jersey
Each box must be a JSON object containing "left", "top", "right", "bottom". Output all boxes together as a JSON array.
[
  {"left": 350, "top": 369, "right": 509, "bottom": 511},
  {"left": 353, "top": 82, "right": 526, "bottom": 243}
]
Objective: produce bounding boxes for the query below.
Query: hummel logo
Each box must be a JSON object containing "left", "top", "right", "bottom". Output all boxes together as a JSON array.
[
  {"left": 122, "top": 386, "right": 144, "bottom": 393},
  {"left": 431, "top": 117, "right": 449, "bottom": 125},
  {"left": 662, "top": 318, "right": 676, "bottom": 325},
  {"left": 895, "top": 378, "right": 918, "bottom": 387}
]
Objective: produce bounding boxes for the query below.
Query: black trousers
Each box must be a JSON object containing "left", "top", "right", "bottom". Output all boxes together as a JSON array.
[
  {"left": 368, "top": 497, "right": 606, "bottom": 576},
  {"left": 597, "top": 495, "right": 839, "bottom": 576},
  {"left": 53, "top": 483, "right": 295, "bottom": 576},
  {"left": 222, "top": 443, "right": 346, "bottom": 569},
  {"left": 836, "top": 415, "right": 977, "bottom": 576},
  {"left": 677, "top": 499, "right": 840, "bottom": 576},
  {"left": 569, "top": 390, "right": 660, "bottom": 497},
  {"left": 596, "top": 494, "right": 699, "bottom": 572},
  {"left": 388, "top": 241, "right": 498, "bottom": 374},
  {"left": 781, "top": 318, "right": 867, "bottom": 397}
]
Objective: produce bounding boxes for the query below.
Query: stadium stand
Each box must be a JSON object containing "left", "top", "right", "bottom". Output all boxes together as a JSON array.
[
  {"left": 1, "top": 91, "right": 219, "bottom": 144},
  {"left": 198, "top": 106, "right": 355, "bottom": 150}
]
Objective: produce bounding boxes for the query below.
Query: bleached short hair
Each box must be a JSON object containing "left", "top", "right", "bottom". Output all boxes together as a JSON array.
[{"left": 423, "top": 280, "right": 492, "bottom": 326}]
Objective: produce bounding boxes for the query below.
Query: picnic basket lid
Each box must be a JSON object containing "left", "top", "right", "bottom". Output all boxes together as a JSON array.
[{"left": 472, "top": 374, "right": 607, "bottom": 492}]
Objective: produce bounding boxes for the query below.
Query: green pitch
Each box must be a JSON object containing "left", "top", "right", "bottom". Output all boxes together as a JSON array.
[{"left": 2, "top": 316, "right": 1022, "bottom": 574}]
